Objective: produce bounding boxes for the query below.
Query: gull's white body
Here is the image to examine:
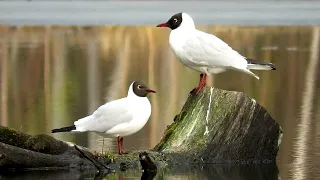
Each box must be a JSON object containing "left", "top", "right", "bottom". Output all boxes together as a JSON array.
[
  {"left": 72, "top": 82, "right": 151, "bottom": 137},
  {"left": 169, "top": 13, "right": 269, "bottom": 79}
]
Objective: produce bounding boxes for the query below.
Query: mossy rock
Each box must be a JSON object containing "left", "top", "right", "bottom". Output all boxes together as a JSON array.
[
  {"left": 0, "top": 126, "right": 110, "bottom": 171},
  {"left": 0, "top": 126, "right": 31, "bottom": 149},
  {"left": 0, "top": 126, "right": 70, "bottom": 155},
  {"left": 154, "top": 87, "right": 283, "bottom": 164},
  {"left": 25, "top": 134, "right": 70, "bottom": 155}
]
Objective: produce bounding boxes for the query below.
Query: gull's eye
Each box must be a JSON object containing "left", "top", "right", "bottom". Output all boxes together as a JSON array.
[
  {"left": 173, "top": 18, "right": 178, "bottom": 23},
  {"left": 138, "top": 85, "right": 142, "bottom": 89}
]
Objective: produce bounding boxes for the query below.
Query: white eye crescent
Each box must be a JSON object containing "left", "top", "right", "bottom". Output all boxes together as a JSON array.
[
  {"left": 138, "top": 85, "right": 142, "bottom": 89},
  {"left": 174, "top": 18, "right": 178, "bottom": 23}
]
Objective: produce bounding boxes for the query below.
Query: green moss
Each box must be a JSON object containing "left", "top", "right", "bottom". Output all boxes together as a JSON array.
[
  {"left": 154, "top": 87, "right": 253, "bottom": 153},
  {"left": 153, "top": 116, "right": 181, "bottom": 151},
  {"left": 25, "top": 134, "right": 70, "bottom": 155},
  {"left": 0, "top": 126, "right": 32, "bottom": 148},
  {"left": 154, "top": 89, "right": 213, "bottom": 152},
  {"left": 153, "top": 128, "right": 173, "bottom": 151},
  {"left": 0, "top": 126, "right": 70, "bottom": 155},
  {"left": 152, "top": 86, "right": 282, "bottom": 164}
]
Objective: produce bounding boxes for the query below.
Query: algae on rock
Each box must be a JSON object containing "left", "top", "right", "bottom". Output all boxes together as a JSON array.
[{"left": 154, "top": 87, "right": 283, "bottom": 164}]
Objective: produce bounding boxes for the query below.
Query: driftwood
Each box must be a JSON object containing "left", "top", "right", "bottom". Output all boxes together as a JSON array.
[
  {"left": 0, "top": 125, "right": 159, "bottom": 180},
  {"left": 0, "top": 141, "right": 79, "bottom": 170},
  {"left": 0, "top": 126, "right": 111, "bottom": 173}
]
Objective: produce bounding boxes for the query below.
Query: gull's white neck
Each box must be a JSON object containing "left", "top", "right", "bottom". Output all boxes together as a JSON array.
[
  {"left": 169, "top": 13, "right": 197, "bottom": 67},
  {"left": 126, "top": 82, "right": 147, "bottom": 100},
  {"left": 127, "top": 82, "right": 136, "bottom": 97},
  {"left": 169, "top": 13, "right": 196, "bottom": 48},
  {"left": 175, "top": 13, "right": 196, "bottom": 32}
]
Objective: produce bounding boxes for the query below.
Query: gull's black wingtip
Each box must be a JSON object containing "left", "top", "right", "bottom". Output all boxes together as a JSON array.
[
  {"left": 51, "top": 125, "right": 76, "bottom": 133},
  {"left": 268, "top": 62, "right": 276, "bottom": 70},
  {"left": 246, "top": 58, "right": 276, "bottom": 71}
]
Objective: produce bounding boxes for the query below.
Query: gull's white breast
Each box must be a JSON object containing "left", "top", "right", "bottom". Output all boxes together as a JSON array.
[
  {"left": 169, "top": 29, "right": 200, "bottom": 69},
  {"left": 105, "top": 97, "right": 151, "bottom": 137}
]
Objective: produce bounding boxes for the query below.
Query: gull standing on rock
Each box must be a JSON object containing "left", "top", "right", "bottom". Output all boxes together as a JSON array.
[
  {"left": 51, "top": 81, "right": 156, "bottom": 155},
  {"left": 156, "top": 12, "right": 276, "bottom": 94}
]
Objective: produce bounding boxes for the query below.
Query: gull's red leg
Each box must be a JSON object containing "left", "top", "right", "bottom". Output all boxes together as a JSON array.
[
  {"left": 195, "top": 74, "right": 207, "bottom": 94},
  {"left": 120, "top": 137, "right": 128, "bottom": 154},
  {"left": 190, "top": 73, "right": 204, "bottom": 94},
  {"left": 202, "top": 74, "right": 207, "bottom": 86},
  {"left": 117, "top": 136, "right": 121, "bottom": 154}
]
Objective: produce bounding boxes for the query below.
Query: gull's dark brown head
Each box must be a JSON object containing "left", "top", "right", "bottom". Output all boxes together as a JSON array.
[
  {"left": 132, "top": 81, "right": 156, "bottom": 97},
  {"left": 156, "top": 12, "right": 183, "bottom": 30}
]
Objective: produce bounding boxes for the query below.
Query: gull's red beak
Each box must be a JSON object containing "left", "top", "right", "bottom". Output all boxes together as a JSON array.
[
  {"left": 156, "top": 23, "right": 169, "bottom": 27},
  {"left": 145, "top": 89, "right": 156, "bottom": 93}
]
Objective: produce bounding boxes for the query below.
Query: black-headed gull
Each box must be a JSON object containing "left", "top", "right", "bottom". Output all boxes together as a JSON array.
[
  {"left": 51, "top": 81, "right": 156, "bottom": 155},
  {"left": 156, "top": 12, "right": 276, "bottom": 94}
]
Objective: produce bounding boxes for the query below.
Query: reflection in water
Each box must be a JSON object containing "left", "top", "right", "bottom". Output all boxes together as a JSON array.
[
  {"left": 0, "top": 27, "right": 8, "bottom": 127},
  {"left": 140, "top": 171, "right": 157, "bottom": 180},
  {"left": 164, "top": 164, "right": 279, "bottom": 180},
  {"left": 0, "top": 169, "right": 97, "bottom": 180},
  {"left": 0, "top": 26, "right": 320, "bottom": 179},
  {"left": 0, "top": 165, "right": 279, "bottom": 180},
  {"left": 291, "top": 27, "right": 320, "bottom": 180},
  {"left": 102, "top": 164, "right": 278, "bottom": 180}
]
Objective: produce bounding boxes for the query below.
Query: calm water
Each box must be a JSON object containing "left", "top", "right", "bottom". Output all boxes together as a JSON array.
[
  {"left": 1, "top": 2, "right": 320, "bottom": 180},
  {"left": 0, "top": 164, "right": 280, "bottom": 180}
]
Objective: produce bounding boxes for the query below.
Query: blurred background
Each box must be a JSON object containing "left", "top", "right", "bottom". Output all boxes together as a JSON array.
[{"left": 0, "top": 1, "right": 320, "bottom": 180}]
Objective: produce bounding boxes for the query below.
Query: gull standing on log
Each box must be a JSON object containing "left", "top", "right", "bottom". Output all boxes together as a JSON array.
[
  {"left": 51, "top": 81, "right": 156, "bottom": 155},
  {"left": 156, "top": 12, "right": 276, "bottom": 94}
]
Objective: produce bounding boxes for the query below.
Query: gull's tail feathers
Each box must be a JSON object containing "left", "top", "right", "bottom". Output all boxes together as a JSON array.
[
  {"left": 232, "top": 67, "right": 260, "bottom": 80},
  {"left": 242, "top": 69, "right": 260, "bottom": 80},
  {"left": 246, "top": 58, "right": 276, "bottom": 71},
  {"left": 51, "top": 115, "right": 94, "bottom": 133},
  {"left": 51, "top": 125, "right": 76, "bottom": 133}
]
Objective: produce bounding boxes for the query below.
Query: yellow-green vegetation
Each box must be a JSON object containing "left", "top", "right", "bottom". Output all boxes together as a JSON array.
[
  {"left": 103, "top": 151, "right": 115, "bottom": 160},
  {"left": 94, "top": 151, "right": 115, "bottom": 164}
]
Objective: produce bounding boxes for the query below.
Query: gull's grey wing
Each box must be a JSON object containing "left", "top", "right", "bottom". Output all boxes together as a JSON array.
[
  {"left": 74, "top": 98, "right": 133, "bottom": 132},
  {"left": 182, "top": 30, "right": 248, "bottom": 69}
]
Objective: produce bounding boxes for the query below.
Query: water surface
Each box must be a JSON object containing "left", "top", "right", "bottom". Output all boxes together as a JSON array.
[{"left": 0, "top": 2, "right": 320, "bottom": 180}]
